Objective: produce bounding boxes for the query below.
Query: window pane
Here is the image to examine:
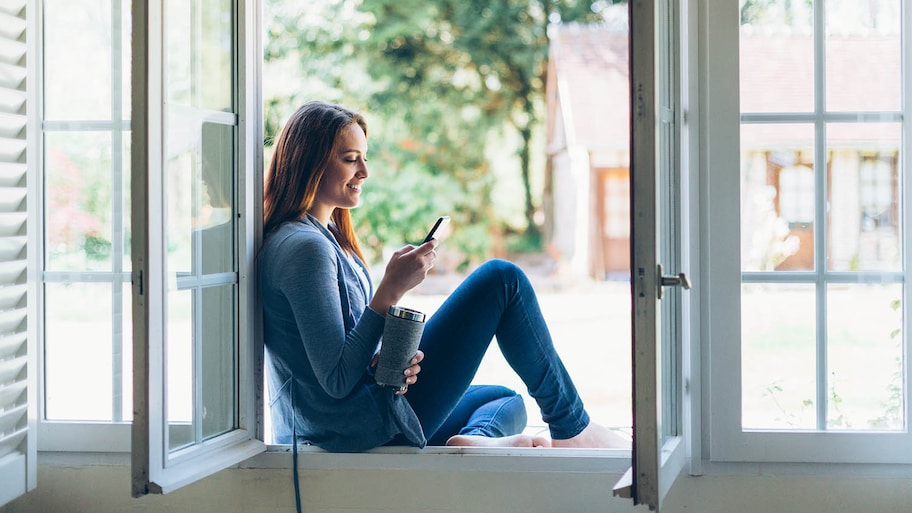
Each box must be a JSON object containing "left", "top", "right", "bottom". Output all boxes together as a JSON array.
[
  {"left": 740, "top": 0, "right": 814, "bottom": 113},
  {"left": 44, "top": 0, "right": 113, "bottom": 119},
  {"left": 741, "top": 123, "right": 815, "bottom": 271},
  {"left": 41, "top": 0, "right": 133, "bottom": 430},
  {"left": 825, "top": 0, "right": 901, "bottom": 112},
  {"left": 827, "top": 123, "right": 901, "bottom": 272},
  {"left": 200, "top": 284, "right": 237, "bottom": 439},
  {"left": 165, "top": 117, "right": 238, "bottom": 449},
  {"left": 827, "top": 284, "right": 902, "bottom": 430},
  {"left": 45, "top": 283, "right": 132, "bottom": 421},
  {"left": 163, "top": 2, "right": 237, "bottom": 452},
  {"left": 167, "top": 290, "right": 193, "bottom": 451},
  {"left": 45, "top": 132, "right": 116, "bottom": 272},
  {"left": 742, "top": 283, "right": 816, "bottom": 430},
  {"left": 166, "top": 285, "right": 237, "bottom": 450},
  {"left": 166, "top": 118, "right": 236, "bottom": 274},
  {"left": 165, "top": 0, "right": 233, "bottom": 111}
]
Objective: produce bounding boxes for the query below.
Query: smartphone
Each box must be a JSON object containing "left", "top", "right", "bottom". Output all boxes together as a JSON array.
[{"left": 422, "top": 216, "right": 450, "bottom": 243}]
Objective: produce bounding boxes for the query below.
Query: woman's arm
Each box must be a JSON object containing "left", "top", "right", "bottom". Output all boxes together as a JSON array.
[{"left": 273, "top": 233, "right": 382, "bottom": 398}]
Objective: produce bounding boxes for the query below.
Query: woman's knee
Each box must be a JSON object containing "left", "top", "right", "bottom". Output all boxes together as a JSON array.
[
  {"left": 475, "top": 259, "right": 528, "bottom": 287},
  {"left": 464, "top": 383, "right": 520, "bottom": 402}
]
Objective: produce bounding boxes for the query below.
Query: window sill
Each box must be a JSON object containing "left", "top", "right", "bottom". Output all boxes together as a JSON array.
[
  {"left": 243, "top": 445, "right": 632, "bottom": 473},
  {"left": 36, "top": 447, "right": 912, "bottom": 480},
  {"left": 701, "top": 460, "right": 912, "bottom": 479}
]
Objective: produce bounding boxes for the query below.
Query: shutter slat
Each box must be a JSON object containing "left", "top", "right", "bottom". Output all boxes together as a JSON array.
[
  {"left": 0, "top": 283, "right": 25, "bottom": 312},
  {"left": 0, "top": 10, "right": 26, "bottom": 43},
  {"left": 0, "top": 112, "right": 25, "bottom": 139},
  {"left": 0, "top": 332, "right": 25, "bottom": 360},
  {"left": 0, "top": 81, "right": 26, "bottom": 114},
  {"left": 0, "top": 186, "right": 25, "bottom": 213},
  {"left": 0, "top": 425, "right": 27, "bottom": 459},
  {"left": 0, "top": 163, "right": 26, "bottom": 186},
  {"left": 0, "top": 236, "right": 24, "bottom": 261},
  {"left": 0, "top": 307, "right": 25, "bottom": 335},
  {"left": 0, "top": 260, "right": 25, "bottom": 285},
  {"left": 0, "top": 381, "right": 25, "bottom": 414},
  {"left": 0, "top": 353, "right": 25, "bottom": 387},
  {"left": 0, "top": 212, "right": 25, "bottom": 236}
]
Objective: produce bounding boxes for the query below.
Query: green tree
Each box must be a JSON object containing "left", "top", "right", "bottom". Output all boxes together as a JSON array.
[
  {"left": 357, "top": 0, "right": 616, "bottom": 241},
  {"left": 263, "top": 0, "right": 620, "bottom": 264}
]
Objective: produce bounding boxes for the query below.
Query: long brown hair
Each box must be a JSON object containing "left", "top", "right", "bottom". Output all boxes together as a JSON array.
[{"left": 264, "top": 101, "right": 368, "bottom": 262}]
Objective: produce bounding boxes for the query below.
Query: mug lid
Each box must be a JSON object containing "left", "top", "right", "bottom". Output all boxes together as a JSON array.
[{"left": 388, "top": 305, "right": 426, "bottom": 322}]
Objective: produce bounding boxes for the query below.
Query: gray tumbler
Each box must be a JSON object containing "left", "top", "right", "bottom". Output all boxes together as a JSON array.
[{"left": 375, "top": 306, "right": 426, "bottom": 390}]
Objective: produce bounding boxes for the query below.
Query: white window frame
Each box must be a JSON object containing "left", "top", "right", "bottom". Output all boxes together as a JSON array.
[
  {"left": 34, "top": 0, "right": 134, "bottom": 454},
  {"left": 130, "top": 0, "right": 264, "bottom": 495},
  {"left": 706, "top": 0, "right": 912, "bottom": 464},
  {"left": 20, "top": 0, "right": 708, "bottom": 503}
]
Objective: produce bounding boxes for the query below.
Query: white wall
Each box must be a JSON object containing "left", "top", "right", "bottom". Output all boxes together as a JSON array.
[{"left": 4, "top": 461, "right": 912, "bottom": 513}]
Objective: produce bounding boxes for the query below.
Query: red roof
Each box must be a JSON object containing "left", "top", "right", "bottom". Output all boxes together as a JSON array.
[
  {"left": 548, "top": 26, "right": 902, "bottom": 151},
  {"left": 548, "top": 25, "right": 630, "bottom": 152}
]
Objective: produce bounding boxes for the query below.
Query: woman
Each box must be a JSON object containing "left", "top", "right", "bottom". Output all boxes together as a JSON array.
[{"left": 259, "top": 100, "right": 626, "bottom": 452}]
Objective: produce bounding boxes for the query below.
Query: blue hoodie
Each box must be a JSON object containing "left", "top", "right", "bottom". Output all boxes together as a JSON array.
[{"left": 258, "top": 215, "right": 426, "bottom": 452}]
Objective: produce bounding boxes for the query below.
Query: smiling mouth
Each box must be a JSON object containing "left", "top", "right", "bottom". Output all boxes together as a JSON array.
[{"left": 347, "top": 184, "right": 361, "bottom": 191}]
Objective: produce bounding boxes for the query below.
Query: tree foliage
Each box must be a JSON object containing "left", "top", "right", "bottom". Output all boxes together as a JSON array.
[{"left": 263, "top": 0, "right": 621, "bottom": 267}]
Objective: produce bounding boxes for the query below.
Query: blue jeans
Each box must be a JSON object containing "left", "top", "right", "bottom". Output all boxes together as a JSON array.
[
  {"left": 426, "top": 384, "right": 528, "bottom": 445},
  {"left": 406, "top": 259, "right": 590, "bottom": 443}
]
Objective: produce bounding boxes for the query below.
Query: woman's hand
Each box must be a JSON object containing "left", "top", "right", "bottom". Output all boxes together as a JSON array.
[
  {"left": 369, "top": 239, "right": 438, "bottom": 314},
  {"left": 370, "top": 350, "right": 424, "bottom": 395},
  {"left": 395, "top": 350, "right": 424, "bottom": 395}
]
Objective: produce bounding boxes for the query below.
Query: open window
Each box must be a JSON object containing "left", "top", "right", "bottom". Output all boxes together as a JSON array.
[
  {"left": 613, "top": 0, "right": 693, "bottom": 509},
  {"left": 130, "top": 0, "right": 264, "bottom": 495}
]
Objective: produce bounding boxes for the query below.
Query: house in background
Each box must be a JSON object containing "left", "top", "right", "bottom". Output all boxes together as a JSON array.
[
  {"left": 546, "top": 25, "right": 901, "bottom": 279},
  {"left": 544, "top": 23, "right": 630, "bottom": 280},
  {"left": 740, "top": 33, "right": 901, "bottom": 272}
]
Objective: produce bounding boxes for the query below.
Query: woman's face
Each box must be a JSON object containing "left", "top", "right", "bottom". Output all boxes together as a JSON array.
[{"left": 310, "top": 123, "right": 368, "bottom": 224}]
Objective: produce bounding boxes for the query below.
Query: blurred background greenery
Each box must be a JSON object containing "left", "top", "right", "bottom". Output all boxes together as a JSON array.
[{"left": 262, "top": 0, "right": 623, "bottom": 270}]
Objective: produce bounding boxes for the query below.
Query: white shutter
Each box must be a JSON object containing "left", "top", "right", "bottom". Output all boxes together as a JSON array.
[{"left": 0, "top": 0, "right": 35, "bottom": 507}]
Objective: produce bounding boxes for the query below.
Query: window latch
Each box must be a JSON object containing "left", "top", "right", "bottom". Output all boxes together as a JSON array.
[{"left": 657, "top": 264, "right": 691, "bottom": 300}]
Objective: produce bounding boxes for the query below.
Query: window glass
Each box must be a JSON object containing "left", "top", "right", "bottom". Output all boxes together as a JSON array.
[
  {"left": 825, "top": 0, "right": 901, "bottom": 112},
  {"left": 42, "top": 0, "right": 132, "bottom": 424},
  {"left": 163, "top": 0, "right": 238, "bottom": 453},
  {"left": 827, "top": 283, "right": 902, "bottom": 430},
  {"left": 740, "top": 123, "right": 814, "bottom": 272},
  {"left": 741, "top": 283, "right": 816, "bottom": 430},
  {"left": 165, "top": 0, "right": 233, "bottom": 111},
  {"left": 44, "top": 132, "right": 115, "bottom": 271},
  {"left": 739, "top": 0, "right": 905, "bottom": 435},
  {"left": 43, "top": 0, "right": 113, "bottom": 120},
  {"left": 740, "top": 0, "right": 814, "bottom": 113},
  {"left": 827, "top": 123, "right": 901, "bottom": 272},
  {"left": 44, "top": 283, "right": 132, "bottom": 422}
]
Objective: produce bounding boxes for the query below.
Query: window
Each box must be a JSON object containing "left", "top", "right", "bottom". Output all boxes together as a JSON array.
[
  {"left": 14, "top": 0, "right": 682, "bottom": 503},
  {"left": 130, "top": 0, "right": 263, "bottom": 494},
  {"left": 37, "top": 0, "right": 133, "bottom": 453},
  {"left": 708, "top": 0, "right": 911, "bottom": 462}
]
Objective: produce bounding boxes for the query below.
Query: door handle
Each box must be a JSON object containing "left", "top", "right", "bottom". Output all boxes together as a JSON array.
[{"left": 657, "top": 264, "right": 691, "bottom": 299}]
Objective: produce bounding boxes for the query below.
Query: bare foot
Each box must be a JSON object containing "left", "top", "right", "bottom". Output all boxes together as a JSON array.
[
  {"left": 445, "top": 434, "right": 552, "bottom": 448},
  {"left": 550, "top": 422, "right": 631, "bottom": 449}
]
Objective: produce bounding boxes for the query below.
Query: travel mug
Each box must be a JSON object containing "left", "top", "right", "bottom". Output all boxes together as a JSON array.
[{"left": 375, "top": 306, "right": 426, "bottom": 390}]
